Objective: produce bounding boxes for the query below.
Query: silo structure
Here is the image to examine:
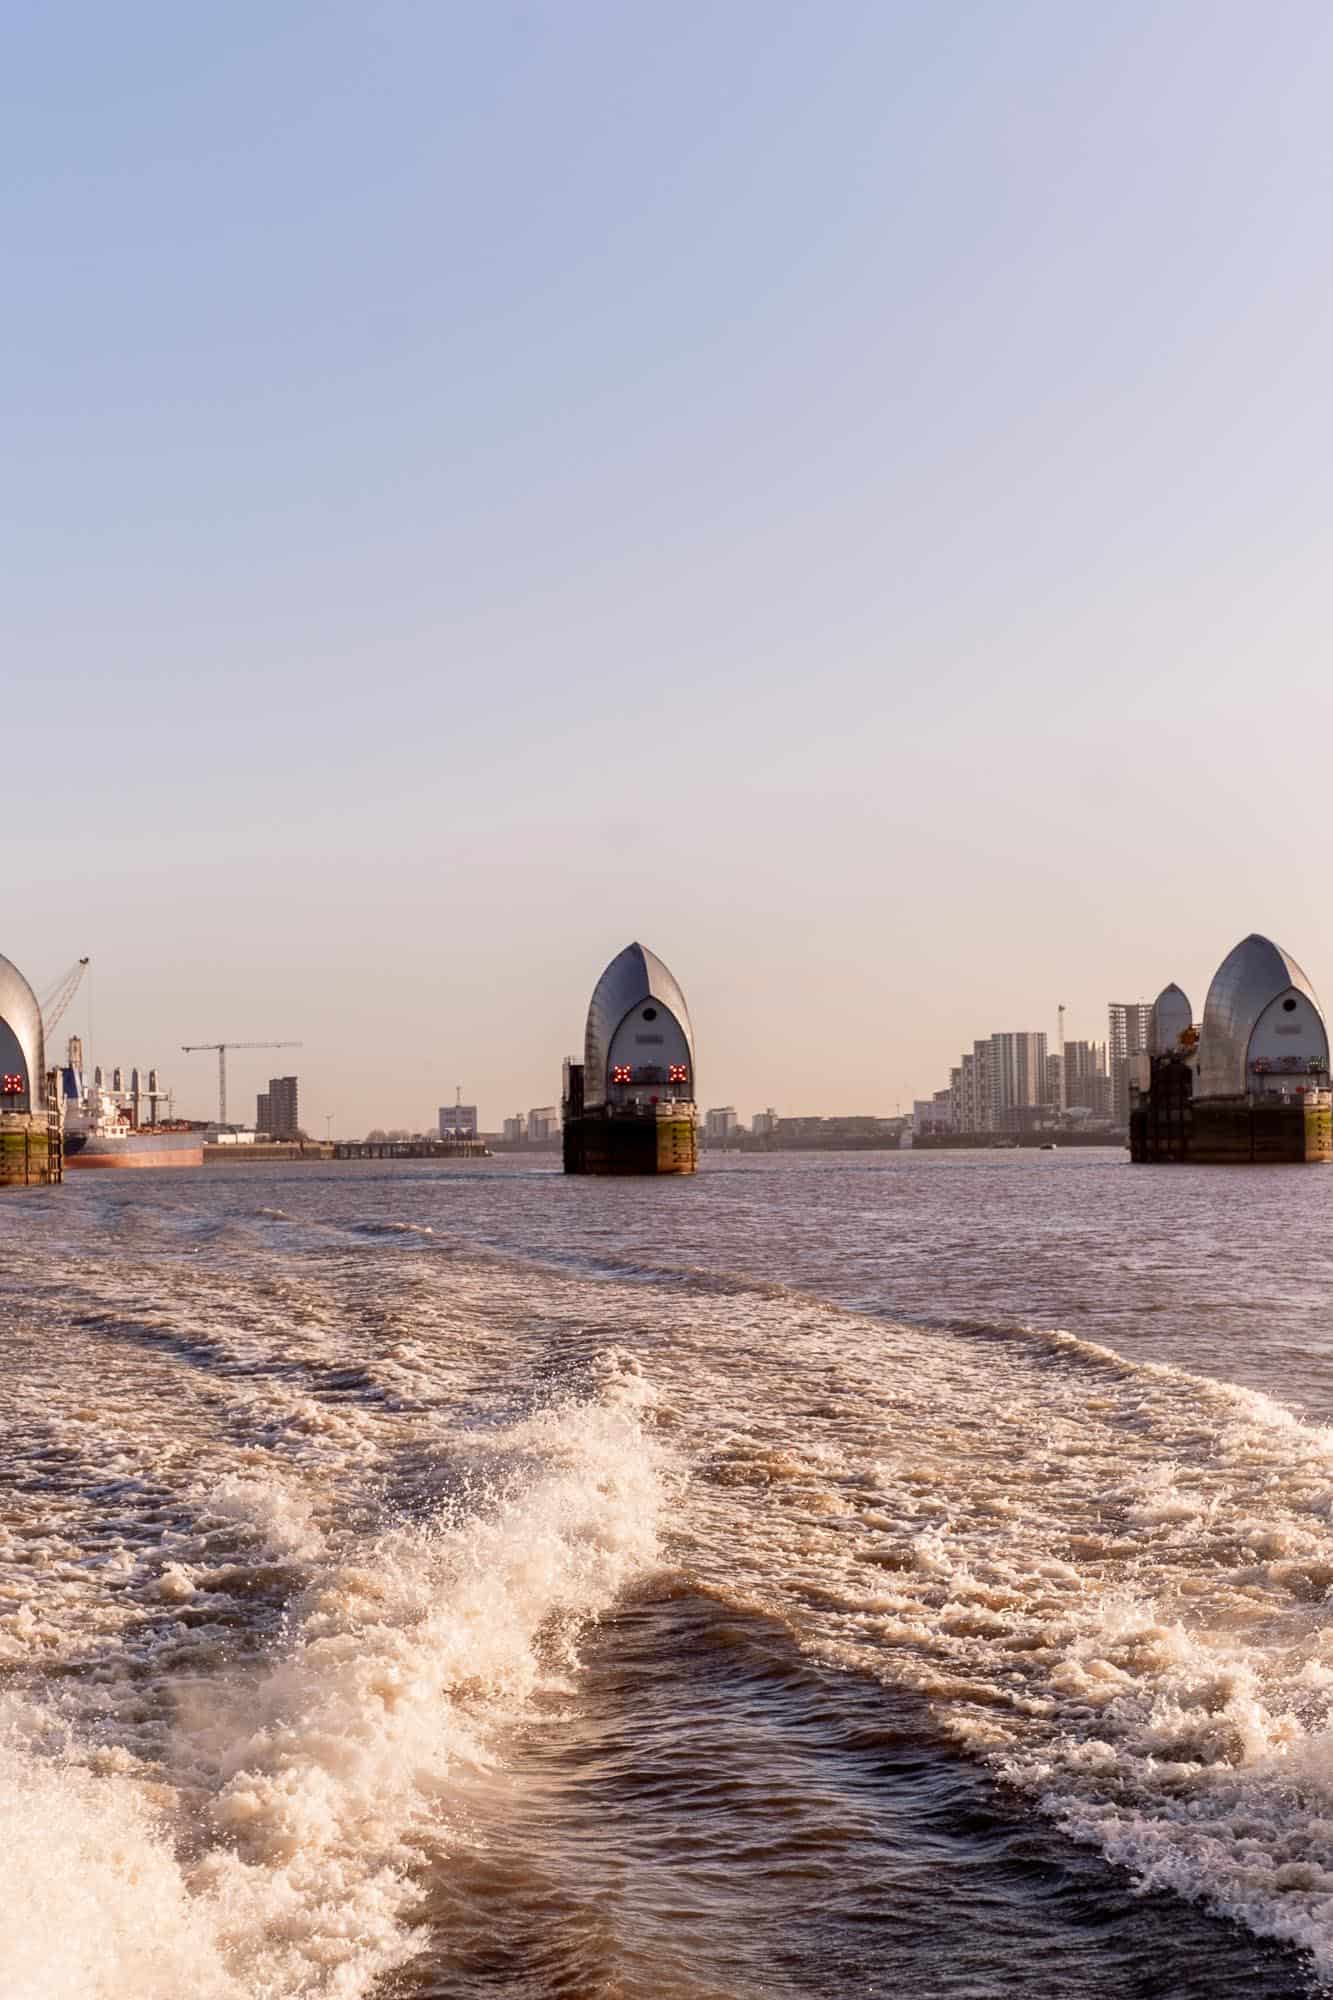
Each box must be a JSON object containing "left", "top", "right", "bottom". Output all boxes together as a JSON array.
[
  {"left": 1131, "top": 936, "right": 1332, "bottom": 1164},
  {"left": 562, "top": 942, "right": 698, "bottom": 1174},
  {"left": 0, "top": 953, "right": 62, "bottom": 1186}
]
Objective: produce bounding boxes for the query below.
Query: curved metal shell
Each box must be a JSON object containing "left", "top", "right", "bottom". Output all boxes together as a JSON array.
[
  {"left": 0, "top": 953, "right": 45, "bottom": 1112},
  {"left": 1150, "top": 983, "right": 1193, "bottom": 1056},
  {"left": 1196, "top": 935, "right": 1325, "bottom": 1097},
  {"left": 584, "top": 942, "right": 694, "bottom": 1107}
]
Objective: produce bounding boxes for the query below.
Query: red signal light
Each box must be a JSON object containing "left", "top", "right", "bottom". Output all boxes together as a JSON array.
[
  {"left": 1, "top": 1074, "right": 23, "bottom": 1095},
  {"left": 611, "top": 1065, "right": 633, "bottom": 1085},
  {"left": 668, "top": 1065, "right": 688, "bottom": 1084}
]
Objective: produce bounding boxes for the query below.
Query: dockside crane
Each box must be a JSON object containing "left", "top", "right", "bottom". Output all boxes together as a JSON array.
[
  {"left": 181, "top": 1040, "right": 302, "bottom": 1127},
  {"left": 40, "top": 957, "right": 90, "bottom": 1041}
]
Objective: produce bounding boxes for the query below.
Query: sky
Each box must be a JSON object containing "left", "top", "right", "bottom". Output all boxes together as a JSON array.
[{"left": 8, "top": 1, "right": 1333, "bottom": 1131}]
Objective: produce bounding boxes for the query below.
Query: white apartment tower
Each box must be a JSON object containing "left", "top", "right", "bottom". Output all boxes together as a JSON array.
[
  {"left": 988, "top": 1032, "right": 1048, "bottom": 1130},
  {"left": 1108, "top": 1002, "right": 1153, "bottom": 1127},
  {"left": 1063, "top": 1040, "right": 1110, "bottom": 1116}
]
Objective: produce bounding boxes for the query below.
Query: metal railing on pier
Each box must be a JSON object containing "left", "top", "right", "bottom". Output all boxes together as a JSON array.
[{"left": 333, "top": 1138, "right": 491, "bottom": 1161}]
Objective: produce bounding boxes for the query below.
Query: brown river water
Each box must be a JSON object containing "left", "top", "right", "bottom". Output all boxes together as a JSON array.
[{"left": 4, "top": 1148, "right": 1333, "bottom": 1998}]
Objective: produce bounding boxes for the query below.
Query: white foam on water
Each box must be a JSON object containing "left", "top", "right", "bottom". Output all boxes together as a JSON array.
[
  {"left": 353, "top": 1221, "right": 435, "bottom": 1237},
  {"left": 16, "top": 1182, "right": 1333, "bottom": 1988},
  {"left": 933, "top": 1353, "right": 1333, "bottom": 1972},
  {"left": 200, "top": 1473, "right": 326, "bottom": 1561},
  {"left": 0, "top": 1357, "right": 663, "bottom": 2000},
  {"left": 0, "top": 1699, "right": 242, "bottom": 2000},
  {"left": 619, "top": 1284, "right": 1333, "bottom": 1982}
]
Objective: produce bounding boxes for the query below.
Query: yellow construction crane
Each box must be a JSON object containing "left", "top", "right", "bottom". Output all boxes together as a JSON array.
[
  {"left": 181, "top": 1040, "right": 302, "bottom": 1127},
  {"left": 40, "top": 957, "right": 90, "bottom": 1041}
]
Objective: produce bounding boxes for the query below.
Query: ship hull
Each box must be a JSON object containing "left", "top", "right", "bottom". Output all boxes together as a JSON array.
[{"left": 65, "top": 1132, "right": 204, "bottom": 1169}]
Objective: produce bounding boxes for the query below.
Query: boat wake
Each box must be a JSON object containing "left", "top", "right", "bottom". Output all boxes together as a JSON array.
[
  {"left": 0, "top": 1355, "right": 663, "bottom": 2000},
  {"left": 663, "top": 1299, "right": 1333, "bottom": 1982},
  {"left": 7, "top": 1168, "right": 1333, "bottom": 1995}
]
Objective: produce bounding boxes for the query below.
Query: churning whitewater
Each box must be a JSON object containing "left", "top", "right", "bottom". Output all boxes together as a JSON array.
[
  {"left": 3, "top": 1153, "right": 1333, "bottom": 1997},
  {"left": 0, "top": 1222, "right": 665, "bottom": 2000}
]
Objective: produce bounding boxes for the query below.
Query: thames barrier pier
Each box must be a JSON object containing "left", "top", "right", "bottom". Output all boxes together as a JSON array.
[
  {"left": 1131, "top": 935, "right": 1333, "bottom": 1164},
  {"left": 0, "top": 953, "right": 62, "bottom": 1187},
  {"left": 563, "top": 942, "right": 698, "bottom": 1175}
]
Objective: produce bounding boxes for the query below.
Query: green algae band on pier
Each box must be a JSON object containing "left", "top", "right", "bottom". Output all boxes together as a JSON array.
[
  {"left": 0, "top": 952, "right": 63, "bottom": 1186},
  {"left": 563, "top": 942, "right": 698, "bottom": 1176},
  {"left": 1131, "top": 934, "right": 1333, "bottom": 1165}
]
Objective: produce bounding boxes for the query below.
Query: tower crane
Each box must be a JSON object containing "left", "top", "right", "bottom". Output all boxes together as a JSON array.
[
  {"left": 40, "top": 958, "right": 90, "bottom": 1041},
  {"left": 181, "top": 1040, "right": 302, "bottom": 1127}
]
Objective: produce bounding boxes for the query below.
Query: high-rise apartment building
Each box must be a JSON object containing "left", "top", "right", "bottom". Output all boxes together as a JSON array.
[
  {"left": 256, "top": 1092, "right": 271, "bottom": 1132},
  {"left": 1108, "top": 1003, "right": 1153, "bottom": 1126},
  {"left": 958, "top": 1053, "right": 976, "bottom": 1129},
  {"left": 265, "top": 1076, "right": 300, "bottom": 1140},
  {"left": 969, "top": 1040, "right": 993, "bottom": 1130},
  {"left": 954, "top": 1042, "right": 991, "bottom": 1131},
  {"left": 704, "top": 1107, "right": 740, "bottom": 1141},
  {"left": 988, "top": 1032, "right": 1048, "bottom": 1131},
  {"left": 751, "top": 1108, "right": 778, "bottom": 1137},
  {"left": 921, "top": 1020, "right": 1121, "bottom": 1141},
  {"left": 1063, "top": 1040, "right": 1111, "bottom": 1117}
]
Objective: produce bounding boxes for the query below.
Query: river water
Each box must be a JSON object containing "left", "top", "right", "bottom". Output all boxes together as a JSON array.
[{"left": 5, "top": 1149, "right": 1333, "bottom": 1998}]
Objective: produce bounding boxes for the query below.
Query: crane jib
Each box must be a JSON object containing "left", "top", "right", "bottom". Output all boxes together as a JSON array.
[
  {"left": 39, "top": 958, "right": 90, "bottom": 1041},
  {"left": 180, "top": 1041, "right": 303, "bottom": 1127}
]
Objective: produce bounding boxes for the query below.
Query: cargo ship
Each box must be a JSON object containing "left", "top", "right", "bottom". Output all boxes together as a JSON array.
[
  {"left": 61, "top": 1047, "right": 204, "bottom": 1170},
  {"left": 563, "top": 942, "right": 698, "bottom": 1175}
]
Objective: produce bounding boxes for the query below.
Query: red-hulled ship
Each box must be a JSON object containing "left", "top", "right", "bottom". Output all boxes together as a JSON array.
[{"left": 62, "top": 1052, "right": 204, "bottom": 1169}]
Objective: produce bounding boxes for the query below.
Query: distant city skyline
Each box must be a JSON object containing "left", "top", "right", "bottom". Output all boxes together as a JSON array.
[
  {"left": 39, "top": 949, "right": 1311, "bottom": 1139},
  {"left": 11, "top": 5, "right": 1333, "bottom": 1132}
]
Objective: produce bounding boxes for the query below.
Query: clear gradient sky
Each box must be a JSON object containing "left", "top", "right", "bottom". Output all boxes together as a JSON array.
[{"left": 9, "top": 3, "right": 1333, "bottom": 1131}]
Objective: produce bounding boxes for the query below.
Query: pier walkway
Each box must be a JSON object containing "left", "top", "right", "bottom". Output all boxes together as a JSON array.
[{"left": 332, "top": 1138, "right": 490, "bottom": 1162}]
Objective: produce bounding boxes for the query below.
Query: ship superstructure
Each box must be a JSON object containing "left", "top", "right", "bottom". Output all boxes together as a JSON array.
[{"left": 563, "top": 942, "right": 698, "bottom": 1175}]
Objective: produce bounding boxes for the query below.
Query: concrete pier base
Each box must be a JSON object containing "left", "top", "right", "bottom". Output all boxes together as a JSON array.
[
  {"left": 563, "top": 1108, "right": 698, "bottom": 1175},
  {"left": 0, "top": 1105, "right": 63, "bottom": 1186},
  {"left": 1131, "top": 1057, "right": 1331, "bottom": 1163}
]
